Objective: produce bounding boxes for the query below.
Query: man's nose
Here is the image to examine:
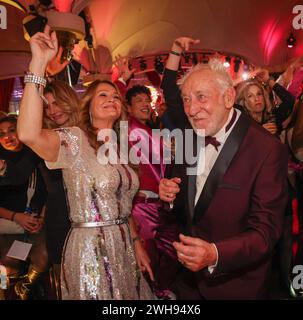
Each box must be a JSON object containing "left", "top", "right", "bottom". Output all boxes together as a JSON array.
[{"left": 188, "top": 98, "right": 200, "bottom": 117}]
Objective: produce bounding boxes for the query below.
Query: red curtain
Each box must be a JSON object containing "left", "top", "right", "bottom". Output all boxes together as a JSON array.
[{"left": 0, "top": 78, "right": 15, "bottom": 113}]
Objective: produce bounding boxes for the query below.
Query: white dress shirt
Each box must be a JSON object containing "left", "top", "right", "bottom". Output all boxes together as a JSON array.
[
  {"left": 194, "top": 108, "right": 241, "bottom": 272},
  {"left": 195, "top": 108, "right": 240, "bottom": 205}
]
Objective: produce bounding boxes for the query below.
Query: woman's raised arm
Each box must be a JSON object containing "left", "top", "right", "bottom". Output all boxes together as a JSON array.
[{"left": 17, "top": 25, "right": 60, "bottom": 162}]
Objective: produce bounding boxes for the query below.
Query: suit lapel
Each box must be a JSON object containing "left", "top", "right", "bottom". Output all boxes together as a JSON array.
[
  {"left": 187, "top": 166, "right": 196, "bottom": 221},
  {"left": 192, "top": 112, "right": 251, "bottom": 224},
  {"left": 185, "top": 128, "right": 198, "bottom": 224}
]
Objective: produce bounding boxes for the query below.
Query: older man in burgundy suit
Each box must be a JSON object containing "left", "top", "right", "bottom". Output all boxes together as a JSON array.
[{"left": 159, "top": 37, "right": 288, "bottom": 299}]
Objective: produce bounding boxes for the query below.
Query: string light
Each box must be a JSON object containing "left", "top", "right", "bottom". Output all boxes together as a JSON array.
[
  {"left": 223, "top": 56, "right": 231, "bottom": 68},
  {"left": 154, "top": 56, "right": 164, "bottom": 74},
  {"left": 287, "top": 33, "right": 296, "bottom": 48},
  {"left": 234, "top": 57, "right": 242, "bottom": 73},
  {"left": 242, "top": 72, "right": 249, "bottom": 80},
  {"left": 139, "top": 58, "right": 147, "bottom": 71},
  {"left": 131, "top": 53, "right": 254, "bottom": 83},
  {"left": 191, "top": 53, "right": 198, "bottom": 65}
]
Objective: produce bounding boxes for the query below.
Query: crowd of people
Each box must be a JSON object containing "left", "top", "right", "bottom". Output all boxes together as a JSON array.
[{"left": 0, "top": 28, "right": 302, "bottom": 300}]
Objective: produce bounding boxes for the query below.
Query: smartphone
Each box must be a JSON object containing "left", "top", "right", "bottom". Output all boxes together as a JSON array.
[{"left": 23, "top": 14, "right": 48, "bottom": 38}]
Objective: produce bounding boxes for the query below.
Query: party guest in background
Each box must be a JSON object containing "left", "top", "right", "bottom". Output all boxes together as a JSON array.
[
  {"left": 40, "top": 80, "right": 80, "bottom": 299},
  {"left": 236, "top": 70, "right": 295, "bottom": 135},
  {"left": 126, "top": 85, "right": 180, "bottom": 297},
  {"left": 0, "top": 115, "right": 48, "bottom": 300}
]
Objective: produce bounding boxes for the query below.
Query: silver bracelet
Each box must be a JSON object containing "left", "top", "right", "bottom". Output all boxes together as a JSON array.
[
  {"left": 24, "top": 72, "right": 47, "bottom": 87},
  {"left": 24, "top": 71, "right": 49, "bottom": 104}
]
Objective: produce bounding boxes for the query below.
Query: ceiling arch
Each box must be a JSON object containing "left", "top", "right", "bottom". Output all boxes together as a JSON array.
[{"left": 0, "top": 0, "right": 302, "bottom": 80}]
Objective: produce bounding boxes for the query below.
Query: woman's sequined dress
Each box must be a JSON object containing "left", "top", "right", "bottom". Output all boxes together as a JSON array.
[{"left": 46, "top": 127, "right": 154, "bottom": 300}]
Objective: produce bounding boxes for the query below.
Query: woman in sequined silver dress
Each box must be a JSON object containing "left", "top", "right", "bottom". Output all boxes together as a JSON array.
[{"left": 17, "top": 26, "right": 154, "bottom": 300}]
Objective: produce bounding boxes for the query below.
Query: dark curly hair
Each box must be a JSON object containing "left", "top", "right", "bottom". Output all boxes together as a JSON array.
[
  {"left": 125, "top": 85, "right": 151, "bottom": 105},
  {"left": 0, "top": 114, "right": 18, "bottom": 126}
]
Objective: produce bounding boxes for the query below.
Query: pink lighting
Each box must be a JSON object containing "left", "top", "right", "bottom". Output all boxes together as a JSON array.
[
  {"left": 261, "top": 19, "right": 284, "bottom": 65},
  {"left": 52, "top": 0, "right": 73, "bottom": 12}
]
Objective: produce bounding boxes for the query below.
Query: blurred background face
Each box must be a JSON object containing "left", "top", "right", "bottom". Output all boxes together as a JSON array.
[
  {"left": 44, "top": 93, "right": 69, "bottom": 127},
  {"left": 90, "top": 83, "right": 122, "bottom": 127},
  {"left": 0, "top": 121, "right": 23, "bottom": 151},
  {"left": 128, "top": 93, "right": 152, "bottom": 124},
  {"left": 244, "top": 85, "right": 265, "bottom": 114},
  {"left": 156, "top": 103, "right": 167, "bottom": 118}
]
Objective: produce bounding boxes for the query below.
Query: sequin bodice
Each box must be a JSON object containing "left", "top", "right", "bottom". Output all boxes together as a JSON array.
[{"left": 47, "top": 127, "right": 139, "bottom": 224}]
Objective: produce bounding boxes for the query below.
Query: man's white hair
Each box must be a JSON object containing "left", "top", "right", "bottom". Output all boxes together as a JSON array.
[{"left": 179, "top": 58, "right": 233, "bottom": 94}]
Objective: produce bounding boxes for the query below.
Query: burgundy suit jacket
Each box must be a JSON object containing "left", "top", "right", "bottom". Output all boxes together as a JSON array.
[
  {"left": 168, "top": 112, "right": 288, "bottom": 299},
  {"left": 161, "top": 68, "right": 288, "bottom": 299}
]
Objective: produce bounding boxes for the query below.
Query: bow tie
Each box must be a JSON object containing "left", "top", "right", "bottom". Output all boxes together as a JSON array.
[
  {"left": 205, "top": 136, "right": 221, "bottom": 151},
  {"left": 203, "top": 109, "right": 237, "bottom": 151}
]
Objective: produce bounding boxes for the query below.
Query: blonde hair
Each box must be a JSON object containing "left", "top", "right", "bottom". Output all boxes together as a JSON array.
[
  {"left": 236, "top": 79, "right": 273, "bottom": 122},
  {"left": 179, "top": 59, "right": 234, "bottom": 94},
  {"left": 43, "top": 80, "right": 80, "bottom": 129},
  {"left": 79, "top": 80, "right": 127, "bottom": 153}
]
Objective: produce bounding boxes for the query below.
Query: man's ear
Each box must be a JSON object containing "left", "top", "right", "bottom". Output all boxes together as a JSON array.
[{"left": 223, "top": 87, "right": 236, "bottom": 110}]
